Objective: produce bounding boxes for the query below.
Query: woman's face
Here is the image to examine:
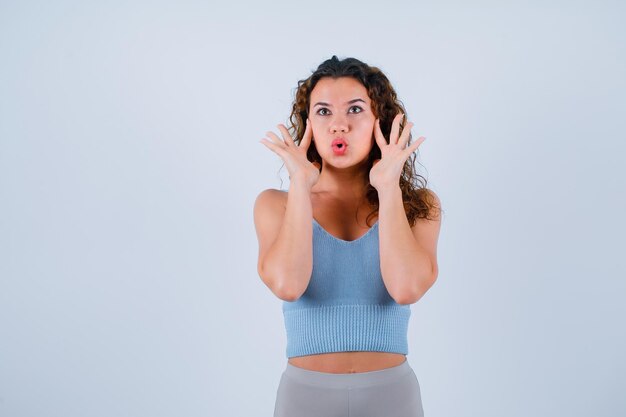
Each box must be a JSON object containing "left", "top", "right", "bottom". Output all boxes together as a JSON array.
[{"left": 308, "top": 76, "right": 376, "bottom": 167}]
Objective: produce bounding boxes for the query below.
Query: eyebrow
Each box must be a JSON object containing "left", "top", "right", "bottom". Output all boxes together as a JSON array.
[{"left": 313, "top": 98, "right": 367, "bottom": 108}]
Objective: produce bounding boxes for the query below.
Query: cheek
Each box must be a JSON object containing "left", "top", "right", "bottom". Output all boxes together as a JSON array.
[
  {"left": 311, "top": 119, "right": 330, "bottom": 136},
  {"left": 360, "top": 120, "right": 376, "bottom": 134}
]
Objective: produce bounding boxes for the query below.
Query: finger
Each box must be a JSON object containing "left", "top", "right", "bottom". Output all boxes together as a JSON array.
[
  {"left": 373, "top": 119, "right": 387, "bottom": 149},
  {"left": 398, "top": 121, "right": 414, "bottom": 149},
  {"left": 404, "top": 136, "right": 426, "bottom": 156},
  {"left": 300, "top": 118, "right": 313, "bottom": 150},
  {"left": 277, "top": 124, "right": 296, "bottom": 147},
  {"left": 265, "top": 130, "right": 286, "bottom": 147},
  {"left": 389, "top": 112, "right": 403, "bottom": 144},
  {"left": 260, "top": 137, "right": 290, "bottom": 159}
]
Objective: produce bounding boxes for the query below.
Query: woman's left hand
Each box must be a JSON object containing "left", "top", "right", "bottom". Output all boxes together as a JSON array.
[{"left": 369, "top": 112, "right": 426, "bottom": 191}]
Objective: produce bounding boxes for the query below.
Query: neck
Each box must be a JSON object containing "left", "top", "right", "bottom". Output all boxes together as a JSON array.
[{"left": 313, "top": 166, "right": 370, "bottom": 199}]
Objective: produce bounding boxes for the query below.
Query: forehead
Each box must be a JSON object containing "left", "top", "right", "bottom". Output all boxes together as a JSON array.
[{"left": 310, "top": 77, "right": 370, "bottom": 103}]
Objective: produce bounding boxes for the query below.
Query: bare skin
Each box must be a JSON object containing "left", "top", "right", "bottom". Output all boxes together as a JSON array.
[{"left": 288, "top": 352, "right": 407, "bottom": 374}]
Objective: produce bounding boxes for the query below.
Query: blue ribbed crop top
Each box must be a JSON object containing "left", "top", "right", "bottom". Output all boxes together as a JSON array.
[{"left": 282, "top": 218, "right": 411, "bottom": 358}]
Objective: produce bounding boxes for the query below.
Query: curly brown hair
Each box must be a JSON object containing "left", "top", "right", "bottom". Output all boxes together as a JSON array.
[{"left": 283, "top": 55, "right": 442, "bottom": 226}]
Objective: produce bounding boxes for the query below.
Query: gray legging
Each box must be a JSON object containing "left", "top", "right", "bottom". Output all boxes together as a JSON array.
[{"left": 273, "top": 358, "right": 424, "bottom": 417}]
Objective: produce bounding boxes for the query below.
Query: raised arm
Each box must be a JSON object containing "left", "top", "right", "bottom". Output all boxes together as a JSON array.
[
  {"left": 254, "top": 120, "right": 320, "bottom": 301},
  {"left": 254, "top": 181, "right": 314, "bottom": 301}
]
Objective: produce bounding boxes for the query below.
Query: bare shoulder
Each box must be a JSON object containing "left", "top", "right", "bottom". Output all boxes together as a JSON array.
[
  {"left": 428, "top": 189, "right": 441, "bottom": 204},
  {"left": 410, "top": 189, "right": 442, "bottom": 245},
  {"left": 418, "top": 188, "right": 442, "bottom": 220},
  {"left": 253, "top": 188, "right": 287, "bottom": 224}
]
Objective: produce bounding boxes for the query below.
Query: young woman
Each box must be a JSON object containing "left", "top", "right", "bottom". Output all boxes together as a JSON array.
[{"left": 254, "top": 56, "right": 442, "bottom": 417}]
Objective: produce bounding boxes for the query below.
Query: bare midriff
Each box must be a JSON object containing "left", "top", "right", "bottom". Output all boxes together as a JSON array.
[{"left": 288, "top": 352, "right": 407, "bottom": 374}]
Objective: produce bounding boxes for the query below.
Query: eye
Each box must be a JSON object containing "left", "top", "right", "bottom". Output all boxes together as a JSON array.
[
  {"left": 349, "top": 106, "right": 363, "bottom": 114},
  {"left": 316, "top": 108, "right": 330, "bottom": 116}
]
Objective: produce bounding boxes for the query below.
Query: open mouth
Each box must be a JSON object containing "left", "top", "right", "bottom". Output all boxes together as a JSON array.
[
  {"left": 332, "top": 142, "right": 348, "bottom": 154},
  {"left": 332, "top": 138, "right": 348, "bottom": 149}
]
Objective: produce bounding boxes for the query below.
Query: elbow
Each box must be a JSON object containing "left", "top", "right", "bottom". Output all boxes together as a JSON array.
[
  {"left": 274, "top": 281, "right": 303, "bottom": 302},
  {"left": 258, "top": 264, "right": 305, "bottom": 302},
  {"left": 393, "top": 291, "right": 420, "bottom": 306},
  {"left": 392, "top": 271, "right": 438, "bottom": 305},
  {"left": 390, "top": 284, "right": 419, "bottom": 305}
]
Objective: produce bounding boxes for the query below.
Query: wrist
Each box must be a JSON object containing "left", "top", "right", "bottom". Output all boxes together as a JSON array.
[
  {"left": 289, "top": 176, "right": 313, "bottom": 193},
  {"left": 375, "top": 183, "right": 402, "bottom": 197}
]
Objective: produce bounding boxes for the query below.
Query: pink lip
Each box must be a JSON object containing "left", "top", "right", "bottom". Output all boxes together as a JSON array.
[{"left": 332, "top": 138, "right": 348, "bottom": 155}]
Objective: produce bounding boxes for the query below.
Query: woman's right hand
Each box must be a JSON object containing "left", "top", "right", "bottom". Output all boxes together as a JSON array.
[{"left": 260, "top": 118, "right": 321, "bottom": 190}]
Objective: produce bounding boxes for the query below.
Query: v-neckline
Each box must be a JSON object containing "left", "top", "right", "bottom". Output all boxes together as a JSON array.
[{"left": 312, "top": 218, "right": 379, "bottom": 244}]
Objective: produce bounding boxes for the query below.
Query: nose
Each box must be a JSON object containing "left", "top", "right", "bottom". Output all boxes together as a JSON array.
[{"left": 330, "top": 116, "right": 348, "bottom": 134}]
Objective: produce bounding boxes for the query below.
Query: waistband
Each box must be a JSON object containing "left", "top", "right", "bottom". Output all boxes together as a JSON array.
[
  {"left": 282, "top": 358, "right": 412, "bottom": 389},
  {"left": 282, "top": 304, "right": 410, "bottom": 358}
]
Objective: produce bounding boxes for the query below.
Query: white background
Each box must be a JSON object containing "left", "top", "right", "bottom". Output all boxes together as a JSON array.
[{"left": 1, "top": 1, "right": 624, "bottom": 416}]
